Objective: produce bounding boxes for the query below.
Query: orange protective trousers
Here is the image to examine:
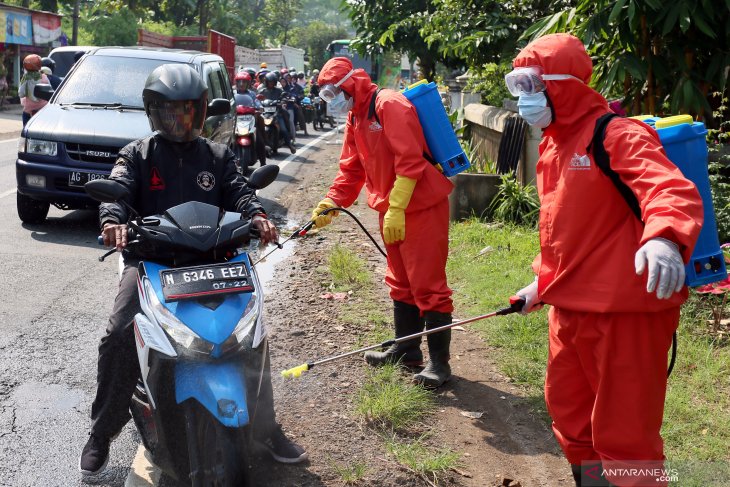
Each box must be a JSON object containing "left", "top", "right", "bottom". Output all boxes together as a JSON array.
[
  {"left": 546, "top": 306, "right": 679, "bottom": 486},
  {"left": 379, "top": 199, "right": 453, "bottom": 314}
]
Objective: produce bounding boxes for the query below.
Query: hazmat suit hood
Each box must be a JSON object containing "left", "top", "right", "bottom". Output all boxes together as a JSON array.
[
  {"left": 513, "top": 33, "right": 608, "bottom": 138},
  {"left": 318, "top": 57, "right": 377, "bottom": 117}
]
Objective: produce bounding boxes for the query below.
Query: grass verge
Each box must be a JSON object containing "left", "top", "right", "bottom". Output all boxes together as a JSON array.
[
  {"left": 354, "top": 363, "right": 433, "bottom": 431},
  {"left": 447, "top": 218, "right": 730, "bottom": 472},
  {"left": 329, "top": 458, "right": 368, "bottom": 485},
  {"left": 328, "top": 240, "right": 462, "bottom": 484},
  {"left": 328, "top": 243, "right": 369, "bottom": 291},
  {"left": 384, "top": 433, "right": 461, "bottom": 484}
]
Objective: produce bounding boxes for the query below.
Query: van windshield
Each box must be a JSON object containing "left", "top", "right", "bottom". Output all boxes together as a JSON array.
[{"left": 54, "top": 56, "right": 184, "bottom": 107}]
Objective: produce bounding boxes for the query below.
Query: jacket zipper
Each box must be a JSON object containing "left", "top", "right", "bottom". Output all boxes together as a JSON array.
[{"left": 179, "top": 157, "right": 183, "bottom": 203}]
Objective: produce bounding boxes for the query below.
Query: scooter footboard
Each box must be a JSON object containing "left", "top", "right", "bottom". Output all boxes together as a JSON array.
[{"left": 175, "top": 361, "right": 249, "bottom": 428}]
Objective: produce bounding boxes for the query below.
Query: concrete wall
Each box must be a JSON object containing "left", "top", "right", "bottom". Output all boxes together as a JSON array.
[{"left": 462, "top": 102, "right": 541, "bottom": 185}]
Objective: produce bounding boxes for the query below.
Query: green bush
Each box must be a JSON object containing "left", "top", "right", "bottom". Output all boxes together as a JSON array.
[
  {"left": 465, "top": 62, "right": 513, "bottom": 108},
  {"left": 489, "top": 175, "right": 540, "bottom": 226}
]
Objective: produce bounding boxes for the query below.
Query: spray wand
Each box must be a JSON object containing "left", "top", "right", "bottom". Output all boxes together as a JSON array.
[{"left": 280, "top": 296, "right": 526, "bottom": 379}]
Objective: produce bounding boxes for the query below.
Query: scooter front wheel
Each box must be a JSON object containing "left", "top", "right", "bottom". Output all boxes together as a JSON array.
[{"left": 186, "top": 403, "right": 251, "bottom": 487}]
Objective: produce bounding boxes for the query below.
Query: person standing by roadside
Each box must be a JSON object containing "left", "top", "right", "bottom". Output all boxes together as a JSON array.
[
  {"left": 18, "top": 54, "right": 48, "bottom": 127},
  {"left": 508, "top": 34, "right": 703, "bottom": 487},
  {"left": 310, "top": 57, "right": 454, "bottom": 388}
]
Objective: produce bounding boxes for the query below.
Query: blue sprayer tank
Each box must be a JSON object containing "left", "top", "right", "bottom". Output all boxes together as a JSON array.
[
  {"left": 402, "top": 81, "right": 470, "bottom": 177},
  {"left": 640, "top": 115, "right": 727, "bottom": 287}
]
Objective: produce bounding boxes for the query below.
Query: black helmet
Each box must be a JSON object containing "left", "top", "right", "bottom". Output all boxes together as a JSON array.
[
  {"left": 41, "top": 57, "right": 56, "bottom": 72},
  {"left": 143, "top": 64, "right": 208, "bottom": 143},
  {"left": 244, "top": 67, "right": 256, "bottom": 79},
  {"left": 264, "top": 71, "right": 278, "bottom": 86}
]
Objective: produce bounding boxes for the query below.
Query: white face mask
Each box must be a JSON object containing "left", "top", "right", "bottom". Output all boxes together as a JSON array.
[
  {"left": 518, "top": 92, "right": 552, "bottom": 128},
  {"left": 328, "top": 91, "right": 353, "bottom": 114}
]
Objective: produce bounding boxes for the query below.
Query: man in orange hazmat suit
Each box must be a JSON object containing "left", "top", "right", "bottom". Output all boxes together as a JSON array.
[
  {"left": 310, "top": 57, "right": 454, "bottom": 388},
  {"left": 508, "top": 34, "right": 703, "bottom": 486}
]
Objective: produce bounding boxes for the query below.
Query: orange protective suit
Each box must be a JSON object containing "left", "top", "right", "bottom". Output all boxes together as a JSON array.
[
  {"left": 318, "top": 58, "right": 453, "bottom": 313},
  {"left": 514, "top": 34, "right": 703, "bottom": 485}
]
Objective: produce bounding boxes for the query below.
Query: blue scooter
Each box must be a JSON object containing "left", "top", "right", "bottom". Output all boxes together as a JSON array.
[{"left": 85, "top": 165, "right": 279, "bottom": 486}]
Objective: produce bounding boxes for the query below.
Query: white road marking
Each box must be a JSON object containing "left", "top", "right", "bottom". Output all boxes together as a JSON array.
[
  {"left": 0, "top": 188, "right": 16, "bottom": 199},
  {"left": 124, "top": 445, "right": 161, "bottom": 487},
  {"left": 0, "top": 137, "right": 19, "bottom": 145},
  {"left": 277, "top": 125, "right": 343, "bottom": 172}
]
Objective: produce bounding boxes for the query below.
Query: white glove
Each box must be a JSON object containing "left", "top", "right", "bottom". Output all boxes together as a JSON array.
[
  {"left": 634, "top": 237, "right": 685, "bottom": 299},
  {"left": 516, "top": 279, "right": 543, "bottom": 315}
]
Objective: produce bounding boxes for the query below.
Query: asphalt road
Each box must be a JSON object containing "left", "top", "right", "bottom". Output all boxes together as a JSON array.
[{"left": 0, "top": 131, "right": 332, "bottom": 487}]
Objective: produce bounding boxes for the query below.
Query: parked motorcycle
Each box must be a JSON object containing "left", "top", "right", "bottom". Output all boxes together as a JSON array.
[
  {"left": 84, "top": 165, "right": 280, "bottom": 487},
  {"left": 234, "top": 93, "right": 259, "bottom": 171}
]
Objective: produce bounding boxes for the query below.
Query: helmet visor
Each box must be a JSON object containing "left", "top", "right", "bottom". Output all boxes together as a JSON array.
[
  {"left": 148, "top": 99, "right": 206, "bottom": 143},
  {"left": 505, "top": 66, "right": 546, "bottom": 97}
]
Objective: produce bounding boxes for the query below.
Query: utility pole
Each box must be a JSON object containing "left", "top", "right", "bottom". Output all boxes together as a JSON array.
[{"left": 72, "top": 0, "right": 80, "bottom": 46}]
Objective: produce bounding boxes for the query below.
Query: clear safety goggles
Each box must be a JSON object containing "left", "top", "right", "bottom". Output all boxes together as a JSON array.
[
  {"left": 319, "top": 69, "right": 356, "bottom": 103},
  {"left": 504, "top": 66, "right": 581, "bottom": 96}
]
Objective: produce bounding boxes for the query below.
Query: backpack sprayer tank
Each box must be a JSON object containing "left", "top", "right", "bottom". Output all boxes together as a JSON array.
[
  {"left": 402, "top": 80, "right": 470, "bottom": 177},
  {"left": 635, "top": 115, "right": 727, "bottom": 287}
]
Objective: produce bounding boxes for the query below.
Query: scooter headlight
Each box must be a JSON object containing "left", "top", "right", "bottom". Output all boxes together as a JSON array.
[
  {"left": 221, "top": 269, "right": 266, "bottom": 354},
  {"left": 143, "top": 279, "right": 214, "bottom": 354}
]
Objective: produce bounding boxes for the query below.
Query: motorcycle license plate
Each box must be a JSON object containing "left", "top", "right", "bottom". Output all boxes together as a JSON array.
[
  {"left": 69, "top": 171, "right": 107, "bottom": 187},
  {"left": 160, "top": 262, "right": 253, "bottom": 302},
  {"left": 264, "top": 106, "right": 277, "bottom": 113}
]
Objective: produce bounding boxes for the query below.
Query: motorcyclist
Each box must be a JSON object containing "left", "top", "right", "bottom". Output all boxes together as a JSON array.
[
  {"left": 234, "top": 70, "right": 267, "bottom": 166},
  {"left": 297, "top": 71, "right": 307, "bottom": 88},
  {"left": 260, "top": 71, "right": 296, "bottom": 153},
  {"left": 281, "top": 70, "right": 308, "bottom": 136},
  {"left": 256, "top": 68, "right": 270, "bottom": 92},
  {"left": 40, "top": 57, "right": 62, "bottom": 89},
  {"left": 79, "top": 63, "right": 306, "bottom": 477}
]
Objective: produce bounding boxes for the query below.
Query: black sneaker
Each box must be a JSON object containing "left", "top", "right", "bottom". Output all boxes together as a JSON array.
[
  {"left": 256, "top": 426, "right": 308, "bottom": 464},
  {"left": 79, "top": 433, "right": 110, "bottom": 476},
  {"left": 288, "top": 141, "right": 296, "bottom": 154}
]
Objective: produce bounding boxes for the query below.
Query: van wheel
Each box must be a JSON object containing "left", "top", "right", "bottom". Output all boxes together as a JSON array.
[{"left": 17, "top": 192, "right": 50, "bottom": 224}]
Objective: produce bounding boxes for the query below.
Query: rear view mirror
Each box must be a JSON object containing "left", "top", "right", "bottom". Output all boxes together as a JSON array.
[
  {"left": 248, "top": 164, "right": 279, "bottom": 190},
  {"left": 85, "top": 179, "right": 129, "bottom": 203},
  {"left": 34, "top": 83, "right": 54, "bottom": 101},
  {"left": 207, "top": 98, "right": 231, "bottom": 117}
]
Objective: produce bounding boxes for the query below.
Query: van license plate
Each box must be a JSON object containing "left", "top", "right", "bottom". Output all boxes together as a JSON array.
[{"left": 69, "top": 171, "right": 107, "bottom": 187}]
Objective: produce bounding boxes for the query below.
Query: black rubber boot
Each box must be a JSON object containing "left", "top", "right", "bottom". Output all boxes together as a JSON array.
[
  {"left": 364, "top": 301, "right": 424, "bottom": 367},
  {"left": 413, "top": 311, "right": 451, "bottom": 389},
  {"left": 571, "top": 463, "right": 613, "bottom": 486}
]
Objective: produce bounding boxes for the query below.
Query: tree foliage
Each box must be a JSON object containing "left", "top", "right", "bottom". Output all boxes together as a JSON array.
[
  {"left": 524, "top": 0, "right": 730, "bottom": 121},
  {"left": 289, "top": 20, "right": 348, "bottom": 70},
  {"left": 346, "top": 0, "right": 448, "bottom": 81},
  {"left": 263, "top": 0, "right": 303, "bottom": 45}
]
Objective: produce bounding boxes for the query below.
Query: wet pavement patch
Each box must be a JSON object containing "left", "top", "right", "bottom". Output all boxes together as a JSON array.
[{"left": 11, "top": 381, "right": 83, "bottom": 416}]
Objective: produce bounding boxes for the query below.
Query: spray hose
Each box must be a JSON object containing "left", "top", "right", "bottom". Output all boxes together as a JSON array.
[
  {"left": 272, "top": 207, "right": 678, "bottom": 378},
  {"left": 253, "top": 207, "right": 385, "bottom": 266}
]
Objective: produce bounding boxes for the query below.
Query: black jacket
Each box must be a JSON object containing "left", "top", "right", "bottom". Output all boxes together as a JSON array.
[{"left": 99, "top": 134, "right": 265, "bottom": 227}]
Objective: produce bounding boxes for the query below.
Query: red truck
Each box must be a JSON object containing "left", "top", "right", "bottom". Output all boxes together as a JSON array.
[{"left": 137, "top": 29, "right": 236, "bottom": 79}]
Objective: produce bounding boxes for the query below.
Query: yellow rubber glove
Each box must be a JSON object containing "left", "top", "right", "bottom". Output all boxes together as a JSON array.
[
  {"left": 311, "top": 197, "right": 339, "bottom": 228},
  {"left": 383, "top": 175, "right": 417, "bottom": 245}
]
